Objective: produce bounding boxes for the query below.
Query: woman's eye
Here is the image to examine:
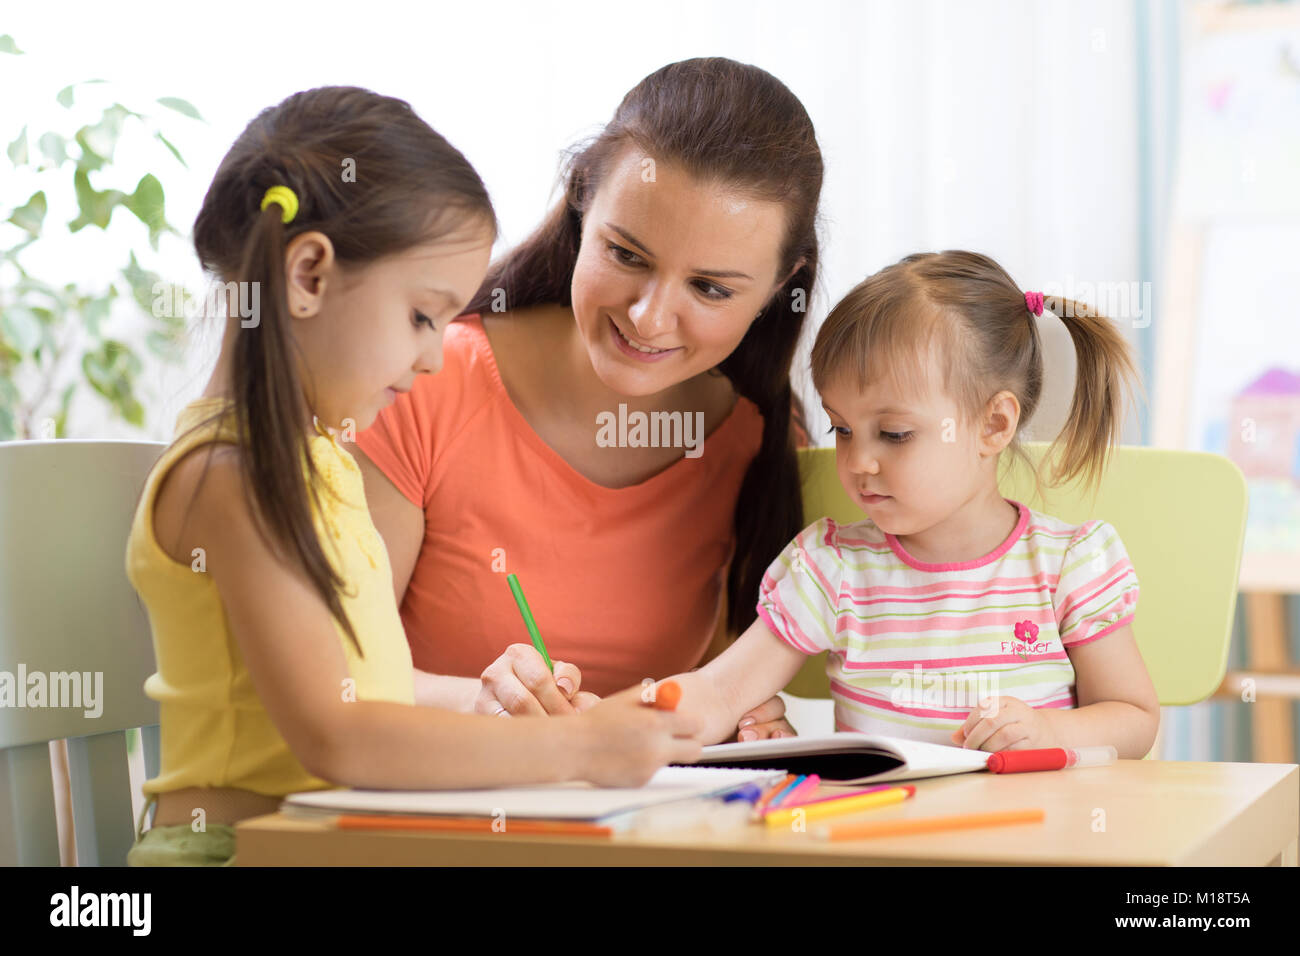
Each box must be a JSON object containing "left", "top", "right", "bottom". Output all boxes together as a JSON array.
[
  {"left": 413, "top": 310, "right": 435, "bottom": 331},
  {"left": 881, "top": 431, "right": 913, "bottom": 443},
  {"left": 826, "top": 424, "right": 850, "bottom": 438},
  {"left": 693, "top": 280, "right": 733, "bottom": 300},
  {"left": 607, "top": 242, "right": 644, "bottom": 266}
]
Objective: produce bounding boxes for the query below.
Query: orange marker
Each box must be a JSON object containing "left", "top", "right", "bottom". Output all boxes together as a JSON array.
[
  {"left": 336, "top": 815, "right": 613, "bottom": 837},
  {"left": 651, "top": 680, "right": 682, "bottom": 711},
  {"left": 753, "top": 774, "right": 798, "bottom": 819}
]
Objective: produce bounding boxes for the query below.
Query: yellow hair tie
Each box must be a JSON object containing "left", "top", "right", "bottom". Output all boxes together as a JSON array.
[{"left": 260, "top": 185, "right": 299, "bottom": 224}]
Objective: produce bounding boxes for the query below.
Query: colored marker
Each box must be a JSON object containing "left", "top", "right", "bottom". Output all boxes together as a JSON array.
[
  {"left": 768, "top": 774, "right": 807, "bottom": 810},
  {"left": 506, "top": 573, "right": 553, "bottom": 671},
  {"left": 651, "top": 680, "right": 682, "bottom": 711},
  {"left": 778, "top": 774, "right": 820, "bottom": 807},
  {"left": 766, "top": 782, "right": 900, "bottom": 814},
  {"left": 752, "top": 775, "right": 798, "bottom": 819},
  {"left": 986, "top": 746, "right": 1117, "bottom": 773},
  {"left": 816, "top": 807, "right": 1045, "bottom": 841},
  {"left": 336, "top": 815, "right": 612, "bottom": 837},
  {"left": 764, "top": 785, "right": 914, "bottom": 828}
]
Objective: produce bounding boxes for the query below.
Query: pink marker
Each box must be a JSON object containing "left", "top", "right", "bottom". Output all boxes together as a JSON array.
[
  {"left": 762, "top": 781, "right": 897, "bottom": 815},
  {"left": 777, "top": 774, "right": 820, "bottom": 807}
]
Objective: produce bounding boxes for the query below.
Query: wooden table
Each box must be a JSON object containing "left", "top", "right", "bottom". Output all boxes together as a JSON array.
[{"left": 236, "top": 760, "right": 1299, "bottom": 866}]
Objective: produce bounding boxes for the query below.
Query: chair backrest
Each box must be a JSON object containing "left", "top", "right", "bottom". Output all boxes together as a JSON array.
[
  {"left": 784, "top": 444, "right": 1249, "bottom": 706},
  {"left": 0, "top": 439, "right": 165, "bottom": 865}
]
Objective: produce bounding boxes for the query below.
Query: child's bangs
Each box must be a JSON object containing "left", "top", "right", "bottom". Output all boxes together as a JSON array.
[{"left": 813, "top": 299, "right": 949, "bottom": 407}]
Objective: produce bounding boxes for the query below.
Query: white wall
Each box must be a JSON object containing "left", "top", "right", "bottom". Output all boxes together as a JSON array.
[{"left": 2, "top": 0, "right": 1150, "bottom": 442}]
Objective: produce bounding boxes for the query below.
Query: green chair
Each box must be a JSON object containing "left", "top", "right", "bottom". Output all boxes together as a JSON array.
[
  {"left": 783, "top": 444, "right": 1250, "bottom": 719},
  {"left": 0, "top": 439, "right": 166, "bottom": 865}
]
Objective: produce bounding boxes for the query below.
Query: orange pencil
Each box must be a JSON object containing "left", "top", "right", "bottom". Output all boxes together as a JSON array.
[
  {"left": 817, "top": 807, "right": 1045, "bottom": 842},
  {"left": 335, "top": 814, "right": 613, "bottom": 837}
]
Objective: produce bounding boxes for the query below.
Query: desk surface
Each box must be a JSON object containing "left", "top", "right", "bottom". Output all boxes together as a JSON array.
[{"left": 236, "top": 760, "right": 1299, "bottom": 866}]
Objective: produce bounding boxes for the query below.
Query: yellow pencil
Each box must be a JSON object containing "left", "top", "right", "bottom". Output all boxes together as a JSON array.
[{"left": 764, "top": 784, "right": 914, "bottom": 827}]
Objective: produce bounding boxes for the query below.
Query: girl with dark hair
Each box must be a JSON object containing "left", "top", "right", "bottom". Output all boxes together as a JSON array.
[
  {"left": 354, "top": 59, "right": 822, "bottom": 733},
  {"left": 125, "top": 87, "right": 700, "bottom": 866}
]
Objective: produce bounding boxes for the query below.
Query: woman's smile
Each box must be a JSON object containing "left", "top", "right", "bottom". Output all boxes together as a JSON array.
[{"left": 608, "top": 314, "right": 681, "bottom": 362}]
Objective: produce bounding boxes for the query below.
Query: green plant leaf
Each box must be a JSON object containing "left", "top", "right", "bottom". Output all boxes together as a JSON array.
[
  {"left": 82, "top": 339, "right": 144, "bottom": 425},
  {"left": 69, "top": 169, "right": 126, "bottom": 232},
  {"left": 80, "top": 288, "right": 115, "bottom": 337},
  {"left": 124, "top": 173, "right": 166, "bottom": 249},
  {"left": 7, "top": 126, "right": 28, "bottom": 165},
  {"left": 37, "top": 132, "right": 67, "bottom": 167},
  {"left": 56, "top": 78, "right": 106, "bottom": 109},
  {"left": 7, "top": 191, "right": 47, "bottom": 237},
  {"left": 73, "top": 103, "right": 130, "bottom": 170},
  {"left": 154, "top": 130, "right": 187, "bottom": 168},
  {"left": 0, "top": 35, "right": 24, "bottom": 55},
  {"left": 121, "top": 251, "right": 162, "bottom": 313},
  {"left": 156, "top": 97, "right": 203, "bottom": 121},
  {"left": 54, "top": 382, "right": 75, "bottom": 437},
  {"left": 1, "top": 305, "right": 42, "bottom": 355}
]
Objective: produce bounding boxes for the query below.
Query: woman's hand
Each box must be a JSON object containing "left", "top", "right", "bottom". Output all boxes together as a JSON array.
[
  {"left": 735, "top": 694, "right": 797, "bottom": 741},
  {"left": 476, "top": 643, "right": 586, "bottom": 717},
  {"left": 950, "top": 696, "right": 1061, "bottom": 752}
]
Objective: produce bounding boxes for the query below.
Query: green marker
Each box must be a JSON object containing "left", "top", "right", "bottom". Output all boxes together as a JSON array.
[{"left": 506, "top": 573, "right": 553, "bottom": 672}]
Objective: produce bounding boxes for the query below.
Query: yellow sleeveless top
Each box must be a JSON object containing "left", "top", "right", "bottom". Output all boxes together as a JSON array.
[{"left": 126, "top": 397, "right": 415, "bottom": 797}]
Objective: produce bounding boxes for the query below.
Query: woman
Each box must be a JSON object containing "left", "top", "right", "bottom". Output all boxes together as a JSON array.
[{"left": 352, "top": 58, "right": 821, "bottom": 737}]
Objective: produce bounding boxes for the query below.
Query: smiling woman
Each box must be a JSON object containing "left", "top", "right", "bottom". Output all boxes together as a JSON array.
[{"left": 352, "top": 58, "right": 822, "bottom": 732}]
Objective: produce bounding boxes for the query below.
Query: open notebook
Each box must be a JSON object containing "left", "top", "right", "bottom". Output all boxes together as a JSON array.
[
  {"left": 684, "top": 733, "right": 992, "bottom": 784},
  {"left": 282, "top": 766, "right": 784, "bottom": 824}
]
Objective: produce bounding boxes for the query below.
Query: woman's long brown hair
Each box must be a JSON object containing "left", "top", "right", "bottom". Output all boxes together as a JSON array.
[
  {"left": 190, "top": 86, "right": 496, "bottom": 653},
  {"left": 465, "top": 58, "right": 823, "bottom": 635}
]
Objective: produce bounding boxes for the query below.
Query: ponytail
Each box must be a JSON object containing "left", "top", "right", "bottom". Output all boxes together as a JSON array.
[
  {"left": 1044, "top": 295, "right": 1141, "bottom": 490},
  {"left": 228, "top": 204, "right": 363, "bottom": 654}
]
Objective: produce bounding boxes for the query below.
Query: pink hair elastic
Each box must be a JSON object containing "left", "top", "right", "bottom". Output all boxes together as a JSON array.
[{"left": 1024, "top": 291, "right": 1044, "bottom": 316}]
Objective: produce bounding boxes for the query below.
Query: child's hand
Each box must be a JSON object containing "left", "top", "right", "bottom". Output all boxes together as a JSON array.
[
  {"left": 476, "top": 643, "right": 584, "bottom": 717},
  {"left": 736, "top": 695, "right": 798, "bottom": 741},
  {"left": 950, "top": 696, "right": 1060, "bottom": 752},
  {"left": 574, "top": 685, "right": 702, "bottom": 787}
]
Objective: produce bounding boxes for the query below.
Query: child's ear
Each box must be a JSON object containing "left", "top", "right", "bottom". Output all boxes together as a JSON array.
[
  {"left": 979, "top": 390, "right": 1021, "bottom": 456},
  {"left": 283, "top": 231, "right": 336, "bottom": 317}
]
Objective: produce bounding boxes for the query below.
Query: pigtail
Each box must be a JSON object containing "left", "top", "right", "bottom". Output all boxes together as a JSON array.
[
  {"left": 230, "top": 200, "right": 364, "bottom": 656},
  {"left": 1043, "top": 295, "right": 1141, "bottom": 491}
]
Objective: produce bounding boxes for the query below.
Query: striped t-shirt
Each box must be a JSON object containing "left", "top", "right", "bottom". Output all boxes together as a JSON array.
[{"left": 756, "top": 500, "right": 1139, "bottom": 744}]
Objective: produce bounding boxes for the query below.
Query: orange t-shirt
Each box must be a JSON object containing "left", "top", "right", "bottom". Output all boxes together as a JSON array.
[{"left": 356, "top": 314, "right": 771, "bottom": 696}]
